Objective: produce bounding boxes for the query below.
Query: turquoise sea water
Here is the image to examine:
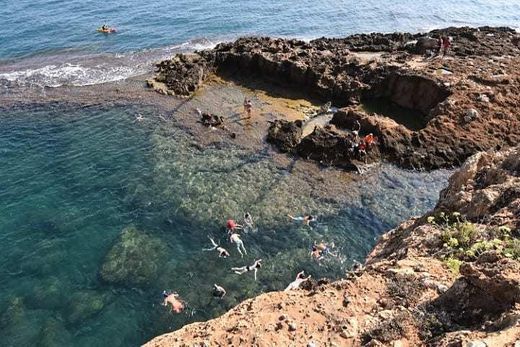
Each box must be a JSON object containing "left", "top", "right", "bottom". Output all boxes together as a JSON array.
[
  {"left": 0, "top": 103, "right": 449, "bottom": 346},
  {"left": 0, "top": 1, "right": 517, "bottom": 346}
]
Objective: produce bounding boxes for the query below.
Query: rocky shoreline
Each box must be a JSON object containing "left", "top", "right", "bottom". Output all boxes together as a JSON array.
[
  {"left": 144, "top": 144, "right": 519, "bottom": 347},
  {"left": 142, "top": 27, "right": 520, "bottom": 346},
  {"left": 149, "top": 26, "right": 520, "bottom": 171}
]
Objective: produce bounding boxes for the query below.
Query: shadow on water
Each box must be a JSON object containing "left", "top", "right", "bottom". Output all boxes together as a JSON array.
[
  {"left": 361, "top": 97, "right": 428, "bottom": 131},
  {"left": 0, "top": 102, "right": 449, "bottom": 346}
]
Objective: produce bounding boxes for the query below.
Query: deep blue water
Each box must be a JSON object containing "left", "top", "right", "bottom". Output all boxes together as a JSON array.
[
  {"left": 1, "top": 0, "right": 519, "bottom": 88},
  {"left": 2, "top": 0, "right": 519, "bottom": 59}
]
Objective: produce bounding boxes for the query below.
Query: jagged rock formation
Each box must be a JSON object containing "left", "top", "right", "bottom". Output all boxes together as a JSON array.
[
  {"left": 151, "top": 27, "right": 520, "bottom": 170},
  {"left": 144, "top": 146, "right": 519, "bottom": 347}
]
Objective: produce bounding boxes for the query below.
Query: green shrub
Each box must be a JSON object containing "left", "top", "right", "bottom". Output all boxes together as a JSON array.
[
  {"left": 444, "top": 257, "right": 462, "bottom": 274},
  {"left": 504, "top": 239, "right": 520, "bottom": 260}
]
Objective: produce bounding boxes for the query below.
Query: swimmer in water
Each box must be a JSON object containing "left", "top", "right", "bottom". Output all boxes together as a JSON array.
[
  {"left": 162, "top": 291, "right": 185, "bottom": 313},
  {"left": 212, "top": 284, "right": 226, "bottom": 299},
  {"left": 243, "top": 212, "right": 254, "bottom": 232},
  {"left": 288, "top": 214, "right": 317, "bottom": 227},
  {"left": 202, "top": 236, "right": 230, "bottom": 258},
  {"left": 310, "top": 241, "right": 336, "bottom": 260},
  {"left": 284, "top": 271, "right": 311, "bottom": 291},
  {"left": 226, "top": 219, "right": 243, "bottom": 233},
  {"left": 229, "top": 233, "right": 247, "bottom": 257},
  {"left": 231, "top": 259, "right": 262, "bottom": 281}
]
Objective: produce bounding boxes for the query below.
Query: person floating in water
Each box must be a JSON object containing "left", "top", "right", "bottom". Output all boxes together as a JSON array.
[
  {"left": 288, "top": 214, "right": 317, "bottom": 227},
  {"left": 226, "top": 219, "right": 243, "bottom": 233},
  {"left": 310, "top": 241, "right": 337, "bottom": 261},
  {"left": 162, "top": 291, "right": 185, "bottom": 313},
  {"left": 212, "top": 284, "right": 226, "bottom": 299},
  {"left": 202, "top": 236, "right": 230, "bottom": 258},
  {"left": 229, "top": 232, "right": 247, "bottom": 257},
  {"left": 231, "top": 259, "right": 262, "bottom": 281},
  {"left": 284, "top": 271, "right": 311, "bottom": 291},
  {"left": 243, "top": 212, "right": 254, "bottom": 233}
]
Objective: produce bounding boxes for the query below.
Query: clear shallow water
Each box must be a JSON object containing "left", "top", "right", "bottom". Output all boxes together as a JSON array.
[
  {"left": 0, "top": 0, "right": 519, "bottom": 89},
  {"left": 0, "top": 103, "right": 450, "bottom": 346}
]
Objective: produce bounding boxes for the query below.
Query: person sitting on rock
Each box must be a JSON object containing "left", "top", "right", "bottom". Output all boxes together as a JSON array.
[
  {"left": 162, "top": 291, "right": 185, "bottom": 313},
  {"left": 358, "top": 142, "right": 367, "bottom": 157},
  {"left": 229, "top": 232, "right": 247, "bottom": 257},
  {"left": 202, "top": 236, "right": 230, "bottom": 258},
  {"left": 363, "top": 133, "right": 376, "bottom": 148},
  {"left": 352, "top": 120, "right": 361, "bottom": 137},
  {"left": 212, "top": 284, "right": 226, "bottom": 299},
  {"left": 231, "top": 259, "right": 262, "bottom": 280},
  {"left": 284, "top": 271, "right": 311, "bottom": 291},
  {"left": 288, "top": 214, "right": 317, "bottom": 227}
]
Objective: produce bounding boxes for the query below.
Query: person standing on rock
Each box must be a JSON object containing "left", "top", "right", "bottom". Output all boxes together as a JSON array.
[
  {"left": 284, "top": 271, "right": 311, "bottom": 291},
  {"left": 243, "top": 98, "right": 253, "bottom": 119},
  {"left": 441, "top": 36, "right": 451, "bottom": 56},
  {"left": 162, "top": 291, "right": 185, "bottom": 313},
  {"left": 231, "top": 259, "right": 262, "bottom": 280}
]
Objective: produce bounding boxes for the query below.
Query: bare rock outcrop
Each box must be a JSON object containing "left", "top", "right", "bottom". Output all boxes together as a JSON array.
[{"left": 151, "top": 26, "right": 520, "bottom": 171}]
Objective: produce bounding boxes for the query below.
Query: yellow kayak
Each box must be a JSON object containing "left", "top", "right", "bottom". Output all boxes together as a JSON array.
[{"left": 97, "top": 27, "right": 117, "bottom": 33}]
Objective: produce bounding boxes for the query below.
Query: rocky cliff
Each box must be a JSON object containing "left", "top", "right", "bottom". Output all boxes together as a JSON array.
[
  {"left": 144, "top": 146, "right": 519, "bottom": 346},
  {"left": 149, "top": 27, "right": 520, "bottom": 171}
]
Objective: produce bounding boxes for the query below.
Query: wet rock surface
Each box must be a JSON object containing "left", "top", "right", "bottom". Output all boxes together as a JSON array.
[
  {"left": 153, "top": 26, "right": 520, "bottom": 171},
  {"left": 144, "top": 146, "right": 520, "bottom": 346}
]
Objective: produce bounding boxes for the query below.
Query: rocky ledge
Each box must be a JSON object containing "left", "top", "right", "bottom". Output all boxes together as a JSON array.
[
  {"left": 150, "top": 27, "right": 520, "bottom": 170},
  {"left": 144, "top": 145, "right": 519, "bottom": 347}
]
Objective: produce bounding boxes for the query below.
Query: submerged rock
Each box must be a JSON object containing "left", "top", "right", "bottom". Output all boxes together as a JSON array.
[
  {"left": 66, "top": 290, "right": 109, "bottom": 324},
  {"left": 99, "top": 226, "right": 168, "bottom": 286},
  {"left": 37, "top": 317, "right": 73, "bottom": 347}
]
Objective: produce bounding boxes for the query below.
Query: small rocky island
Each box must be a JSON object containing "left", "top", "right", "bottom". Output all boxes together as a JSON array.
[
  {"left": 148, "top": 26, "right": 520, "bottom": 171},
  {"left": 144, "top": 27, "right": 520, "bottom": 346}
]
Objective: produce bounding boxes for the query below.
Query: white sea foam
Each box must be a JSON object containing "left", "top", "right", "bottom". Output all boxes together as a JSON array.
[{"left": 0, "top": 38, "right": 223, "bottom": 89}]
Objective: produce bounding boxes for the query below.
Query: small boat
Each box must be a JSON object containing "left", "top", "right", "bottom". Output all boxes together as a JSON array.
[{"left": 96, "top": 27, "right": 117, "bottom": 34}]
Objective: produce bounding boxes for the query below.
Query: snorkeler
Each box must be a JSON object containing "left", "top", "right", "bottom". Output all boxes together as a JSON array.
[
  {"left": 162, "top": 291, "right": 185, "bottom": 313},
  {"left": 212, "top": 284, "right": 226, "bottom": 299},
  {"left": 202, "top": 236, "right": 230, "bottom": 258},
  {"left": 310, "top": 241, "right": 337, "bottom": 260},
  {"left": 229, "top": 233, "right": 247, "bottom": 257},
  {"left": 226, "top": 219, "right": 243, "bottom": 233},
  {"left": 284, "top": 271, "right": 311, "bottom": 291},
  {"left": 231, "top": 259, "right": 262, "bottom": 281},
  {"left": 243, "top": 212, "right": 254, "bottom": 232},
  {"left": 288, "top": 214, "right": 317, "bottom": 227}
]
